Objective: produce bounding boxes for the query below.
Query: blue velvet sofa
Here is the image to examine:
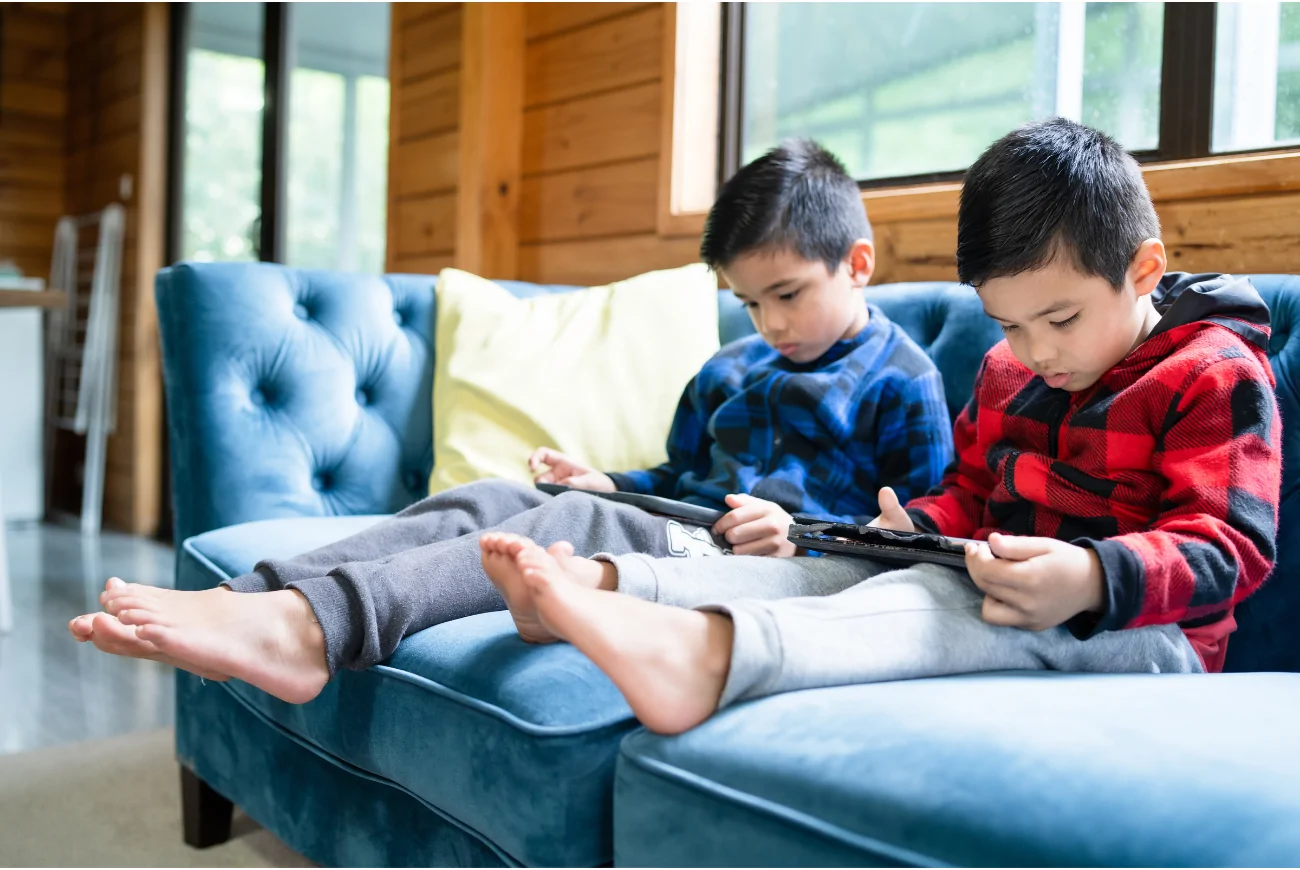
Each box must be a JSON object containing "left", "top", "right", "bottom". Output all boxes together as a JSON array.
[{"left": 158, "top": 263, "right": 1300, "bottom": 867}]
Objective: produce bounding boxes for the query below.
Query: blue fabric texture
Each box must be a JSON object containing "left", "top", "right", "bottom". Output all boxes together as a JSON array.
[
  {"left": 608, "top": 303, "right": 953, "bottom": 520},
  {"left": 158, "top": 265, "right": 1300, "bottom": 868},
  {"left": 615, "top": 672, "right": 1300, "bottom": 867}
]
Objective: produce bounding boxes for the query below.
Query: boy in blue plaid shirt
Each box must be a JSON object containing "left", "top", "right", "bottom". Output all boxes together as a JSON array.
[
  {"left": 74, "top": 141, "right": 953, "bottom": 704},
  {"left": 532, "top": 139, "right": 954, "bottom": 555}
]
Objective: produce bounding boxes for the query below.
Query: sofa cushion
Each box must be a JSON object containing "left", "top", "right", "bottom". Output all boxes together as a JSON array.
[
  {"left": 615, "top": 672, "right": 1300, "bottom": 867},
  {"left": 180, "top": 517, "right": 639, "bottom": 867}
]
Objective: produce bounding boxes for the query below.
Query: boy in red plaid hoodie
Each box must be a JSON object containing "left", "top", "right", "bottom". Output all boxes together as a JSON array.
[{"left": 478, "top": 118, "right": 1282, "bottom": 735}]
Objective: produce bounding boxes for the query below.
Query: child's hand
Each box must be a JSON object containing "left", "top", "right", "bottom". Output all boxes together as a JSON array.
[
  {"left": 714, "top": 494, "right": 798, "bottom": 557},
  {"left": 868, "top": 486, "right": 915, "bottom": 532},
  {"left": 964, "top": 533, "right": 1105, "bottom": 631},
  {"left": 529, "top": 448, "right": 616, "bottom": 492}
]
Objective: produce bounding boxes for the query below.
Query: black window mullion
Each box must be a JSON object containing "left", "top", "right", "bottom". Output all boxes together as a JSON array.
[
  {"left": 1156, "top": 2, "right": 1217, "bottom": 161},
  {"left": 718, "top": 2, "right": 745, "bottom": 185},
  {"left": 259, "top": 3, "right": 294, "bottom": 263},
  {"left": 165, "top": 3, "right": 190, "bottom": 266}
]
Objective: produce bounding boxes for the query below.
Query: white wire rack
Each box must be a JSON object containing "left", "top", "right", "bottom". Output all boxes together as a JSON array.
[{"left": 44, "top": 204, "right": 126, "bottom": 536}]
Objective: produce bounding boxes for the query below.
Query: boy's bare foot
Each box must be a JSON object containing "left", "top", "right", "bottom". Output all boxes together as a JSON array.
[
  {"left": 68, "top": 611, "right": 230, "bottom": 682},
  {"left": 511, "top": 539, "right": 732, "bottom": 735},
  {"left": 480, "top": 532, "right": 615, "bottom": 644},
  {"left": 105, "top": 586, "right": 330, "bottom": 705},
  {"left": 481, "top": 533, "right": 560, "bottom": 643}
]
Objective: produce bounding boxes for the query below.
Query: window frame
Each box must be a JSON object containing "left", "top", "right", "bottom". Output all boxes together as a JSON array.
[{"left": 718, "top": 1, "right": 1300, "bottom": 190}]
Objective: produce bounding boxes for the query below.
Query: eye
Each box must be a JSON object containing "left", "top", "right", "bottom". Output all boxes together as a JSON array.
[
  {"left": 999, "top": 323, "right": 1019, "bottom": 334},
  {"left": 743, "top": 300, "right": 759, "bottom": 310},
  {"left": 1050, "top": 313, "right": 1080, "bottom": 329},
  {"left": 778, "top": 289, "right": 801, "bottom": 302}
]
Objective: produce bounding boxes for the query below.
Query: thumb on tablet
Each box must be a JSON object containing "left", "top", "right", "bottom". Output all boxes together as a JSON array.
[{"left": 872, "top": 487, "right": 915, "bottom": 532}]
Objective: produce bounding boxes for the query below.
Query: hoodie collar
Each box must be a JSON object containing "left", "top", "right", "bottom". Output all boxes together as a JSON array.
[{"left": 1145, "top": 272, "right": 1271, "bottom": 352}]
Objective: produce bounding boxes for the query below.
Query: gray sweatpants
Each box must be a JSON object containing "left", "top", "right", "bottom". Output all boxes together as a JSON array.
[
  {"left": 226, "top": 479, "right": 723, "bottom": 673},
  {"left": 601, "top": 551, "right": 1204, "bottom": 707}
]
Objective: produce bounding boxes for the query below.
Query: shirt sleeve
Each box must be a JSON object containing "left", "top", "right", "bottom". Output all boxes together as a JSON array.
[
  {"left": 606, "top": 375, "right": 714, "bottom": 497},
  {"left": 903, "top": 360, "right": 997, "bottom": 538},
  {"left": 1070, "top": 356, "right": 1281, "bottom": 637},
  {"left": 871, "top": 368, "right": 955, "bottom": 507}
]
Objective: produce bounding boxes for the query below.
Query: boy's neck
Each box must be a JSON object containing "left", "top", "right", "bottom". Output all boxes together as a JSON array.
[
  {"left": 1129, "top": 296, "right": 1162, "bottom": 353},
  {"left": 839, "top": 299, "right": 870, "bottom": 342}
]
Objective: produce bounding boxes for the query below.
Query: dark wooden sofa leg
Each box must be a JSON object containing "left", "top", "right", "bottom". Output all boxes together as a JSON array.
[{"left": 181, "top": 765, "right": 234, "bottom": 848}]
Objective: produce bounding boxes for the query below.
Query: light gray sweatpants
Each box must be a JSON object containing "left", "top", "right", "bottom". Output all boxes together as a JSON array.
[
  {"left": 225, "top": 479, "right": 724, "bottom": 673},
  {"left": 601, "top": 551, "right": 1204, "bottom": 707}
]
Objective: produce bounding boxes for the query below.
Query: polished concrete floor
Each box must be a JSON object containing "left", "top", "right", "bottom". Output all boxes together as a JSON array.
[{"left": 0, "top": 523, "right": 175, "bottom": 755}]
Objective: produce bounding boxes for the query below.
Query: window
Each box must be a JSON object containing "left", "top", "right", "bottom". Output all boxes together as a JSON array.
[
  {"left": 1213, "top": 2, "right": 1300, "bottom": 152},
  {"left": 727, "top": 2, "right": 1300, "bottom": 186},
  {"left": 170, "top": 2, "right": 390, "bottom": 271}
]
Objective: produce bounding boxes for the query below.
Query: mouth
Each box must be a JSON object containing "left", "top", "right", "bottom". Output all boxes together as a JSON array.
[
  {"left": 774, "top": 343, "right": 800, "bottom": 357},
  {"left": 1042, "top": 372, "right": 1073, "bottom": 389}
]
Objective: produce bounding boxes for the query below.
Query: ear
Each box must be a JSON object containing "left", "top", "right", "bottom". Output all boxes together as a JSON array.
[
  {"left": 846, "top": 238, "right": 876, "bottom": 287},
  {"left": 1128, "top": 239, "right": 1166, "bottom": 299}
]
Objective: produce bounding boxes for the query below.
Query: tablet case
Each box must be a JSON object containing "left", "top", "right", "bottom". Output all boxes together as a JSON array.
[
  {"left": 535, "top": 482, "right": 727, "bottom": 527},
  {"left": 789, "top": 521, "right": 977, "bottom": 568}
]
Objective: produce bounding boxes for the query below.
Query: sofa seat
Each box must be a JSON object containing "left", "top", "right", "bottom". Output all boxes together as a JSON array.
[
  {"left": 180, "top": 517, "right": 640, "bottom": 867},
  {"left": 614, "top": 672, "right": 1300, "bottom": 867}
]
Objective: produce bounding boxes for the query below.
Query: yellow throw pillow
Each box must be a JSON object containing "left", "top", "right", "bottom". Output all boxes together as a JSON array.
[{"left": 428, "top": 264, "right": 720, "bottom": 494}]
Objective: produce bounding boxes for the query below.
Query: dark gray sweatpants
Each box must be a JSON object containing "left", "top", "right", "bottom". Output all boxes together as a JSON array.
[{"left": 225, "top": 479, "right": 720, "bottom": 673}]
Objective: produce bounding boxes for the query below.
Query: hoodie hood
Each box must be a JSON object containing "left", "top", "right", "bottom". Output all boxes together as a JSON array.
[{"left": 1147, "top": 272, "right": 1272, "bottom": 352}]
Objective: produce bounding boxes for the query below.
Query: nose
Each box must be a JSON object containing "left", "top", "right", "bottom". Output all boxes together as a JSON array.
[
  {"left": 757, "top": 305, "right": 787, "bottom": 337},
  {"left": 1027, "top": 331, "right": 1057, "bottom": 370}
]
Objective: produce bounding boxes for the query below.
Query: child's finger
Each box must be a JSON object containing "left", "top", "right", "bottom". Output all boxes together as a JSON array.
[
  {"left": 980, "top": 594, "right": 1026, "bottom": 627},
  {"left": 722, "top": 518, "right": 778, "bottom": 546},
  {"left": 986, "top": 532, "right": 1053, "bottom": 562},
  {"left": 713, "top": 503, "right": 766, "bottom": 535}
]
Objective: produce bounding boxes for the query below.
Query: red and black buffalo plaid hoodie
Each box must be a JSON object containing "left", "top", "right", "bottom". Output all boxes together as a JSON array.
[{"left": 905, "top": 273, "right": 1281, "bottom": 671}]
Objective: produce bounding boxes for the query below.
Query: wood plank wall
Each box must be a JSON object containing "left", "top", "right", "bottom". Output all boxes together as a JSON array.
[
  {"left": 0, "top": 3, "right": 68, "bottom": 281},
  {"left": 517, "top": 2, "right": 697, "bottom": 285},
  {"left": 63, "top": 2, "right": 168, "bottom": 535},
  {"left": 391, "top": 2, "right": 1300, "bottom": 286},
  {"left": 386, "top": 2, "right": 462, "bottom": 275}
]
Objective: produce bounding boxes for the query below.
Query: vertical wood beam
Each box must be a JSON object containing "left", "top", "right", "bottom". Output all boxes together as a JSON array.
[{"left": 455, "top": 2, "right": 524, "bottom": 279}]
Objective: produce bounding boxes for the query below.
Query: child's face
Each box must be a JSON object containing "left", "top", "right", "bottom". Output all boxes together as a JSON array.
[
  {"left": 977, "top": 240, "right": 1166, "bottom": 392},
  {"left": 721, "top": 241, "right": 874, "bottom": 364}
]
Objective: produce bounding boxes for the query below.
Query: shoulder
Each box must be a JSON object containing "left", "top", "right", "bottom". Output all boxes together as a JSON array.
[{"left": 1145, "top": 323, "right": 1275, "bottom": 397}]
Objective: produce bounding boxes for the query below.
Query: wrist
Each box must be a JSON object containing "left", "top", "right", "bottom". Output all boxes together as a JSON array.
[{"left": 1079, "top": 547, "right": 1105, "bottom": 613}]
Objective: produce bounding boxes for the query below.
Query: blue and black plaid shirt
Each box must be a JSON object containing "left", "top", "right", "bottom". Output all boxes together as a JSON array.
[{"left": 607, "top": 304, "right": 954, "bottom": 522}]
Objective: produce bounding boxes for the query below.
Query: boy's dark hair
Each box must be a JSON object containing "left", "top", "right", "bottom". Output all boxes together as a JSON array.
[
  {"left": 700, "top": 139, "right": 871, "bottom": 274},
  {"left": 957, "top": 118, "right": 1160, "bottom": 289}
]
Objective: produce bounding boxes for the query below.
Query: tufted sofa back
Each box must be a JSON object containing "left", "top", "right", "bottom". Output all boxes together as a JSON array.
[{"left": 158, "top": 264, "right": 1299, "bottom": 671}]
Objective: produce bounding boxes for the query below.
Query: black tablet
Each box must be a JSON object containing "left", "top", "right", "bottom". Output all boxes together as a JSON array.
[
  {"left": 789, "top": 521, "right": 978, "bottom": 568},
  {"left": 536, "top": 482, "right": 727, "bottom": 527}
]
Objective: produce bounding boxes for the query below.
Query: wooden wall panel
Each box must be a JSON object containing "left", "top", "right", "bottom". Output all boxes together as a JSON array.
[
  {"left": 518, "top": 233, "right": 699, "bottom": 287},
  {"left": 523, "top": 6, "right": 661, "bottom": 108},
  {"left": 526, "top": 3, "right": 649, "bottom": 42},
  {"left": 58, "top": 2, "right": 169, "bottom": 536},
  {"left": 522, "top": 81, "right": 660, "bottom": 176},
  {"left": 398, "top": 6, "right": 462, "bottom": 82},
  {"left": 0, "top": 2, "right": 67, "bottom": 292},
  {"left": 394, "top": 194, "right": 457, "bottom": 256},
  {"left": 1162, "top": 192, "right": 1300, "bottom": 275},
  {"left": 512, "top": 3, "right": 686, "bottom": 285},
  {"left": 519, "top": 157, "right": 658, "bottom": 243},
  {"left": 397, "top": 68, "right": 459, "bottom": 141},
  {"left": 386, "top": 3, "right": 462, "bottom": 272}
]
